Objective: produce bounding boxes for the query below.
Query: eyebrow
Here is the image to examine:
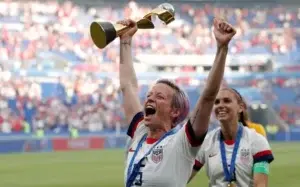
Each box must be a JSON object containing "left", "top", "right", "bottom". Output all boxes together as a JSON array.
[
  {"left": 147, "top": 92, "right": 166, "bottom": 96},
  {"left": 216, "top": 96, "right": 231, "bottom": 100}
]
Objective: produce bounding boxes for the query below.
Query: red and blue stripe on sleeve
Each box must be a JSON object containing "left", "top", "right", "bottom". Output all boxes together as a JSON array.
[
  {"left": 193, "top": 160, "right": 203, "bottom": 171},
  {"left": 185, "top": 120, "right": 207, "bottom": 147},
  {"left": 127, "top": 111, "right": 144, "bottom": 138},
  {"left": 253, "top": 150, "right": 274, "bottom": 164}
]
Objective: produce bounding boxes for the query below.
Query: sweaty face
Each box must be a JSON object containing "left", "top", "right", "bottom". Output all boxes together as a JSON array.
[
  {"left": 144, "top": 83, "right": 175, "bottom": 128},
  {"left": 214, "top": 89, "right": 243, "bottom": 124}
]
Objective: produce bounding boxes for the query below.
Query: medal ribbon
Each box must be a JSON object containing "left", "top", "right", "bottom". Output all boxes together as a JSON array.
[
  {"left": 219, "top": 125, "right": 243, "bottom": 182},
  {"left": 126, "top": 128, "right": 178, "bottom": 187}
]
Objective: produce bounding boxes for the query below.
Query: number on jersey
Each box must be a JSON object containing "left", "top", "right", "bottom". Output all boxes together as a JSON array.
[{"left": 134, "top": 163, "right": 145, "bottom": 186}]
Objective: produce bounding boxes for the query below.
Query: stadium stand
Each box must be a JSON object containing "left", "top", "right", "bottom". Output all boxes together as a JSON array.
[{"left": 0, "top": 0, "right": 299, "bottom": 137}]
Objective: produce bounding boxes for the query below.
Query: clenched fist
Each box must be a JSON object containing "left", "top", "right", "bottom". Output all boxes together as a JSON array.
[
  {"left": 213, "top": 18, "right": 236, "bottom": 47},
  {"left": 117, "top": 19, "right": 138, "bottom": 41}
]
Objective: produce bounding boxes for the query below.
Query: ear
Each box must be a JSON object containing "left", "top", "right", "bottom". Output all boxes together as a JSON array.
[
  {"left": 170, "top": 108, "right": 180, "bottom": 119},
  {"left": 238, "top": 103, "right": 244, "bottom": 113}
]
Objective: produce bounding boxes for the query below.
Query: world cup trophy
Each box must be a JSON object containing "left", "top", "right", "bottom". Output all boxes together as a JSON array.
[{"left": 90, "top": 3, "right": 175, "bottom": 49}]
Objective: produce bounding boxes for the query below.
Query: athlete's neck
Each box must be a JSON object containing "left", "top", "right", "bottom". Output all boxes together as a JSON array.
[
  {"left": 148, "top": 128, "right": 167, "bottom": 139},
  {"left": 221, "top": 122, "right": 239, "bottom": 140}
]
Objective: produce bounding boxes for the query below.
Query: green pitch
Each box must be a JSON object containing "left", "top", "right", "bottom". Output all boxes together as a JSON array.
[{"left": 0, "top": 142, "right": 299, "bottom": 187}]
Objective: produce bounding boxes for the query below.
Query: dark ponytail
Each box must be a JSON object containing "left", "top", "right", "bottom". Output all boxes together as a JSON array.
[{"left": 239, "top": 111, "right": 248, "bottom": 127}]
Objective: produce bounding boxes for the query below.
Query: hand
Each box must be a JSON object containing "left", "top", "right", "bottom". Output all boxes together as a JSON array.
[
  {"left": 117, "top": 19, "right": 138, "bottom": 41},
  {"left": 213, "top": 18, "right": 236, "bottom": 47}
]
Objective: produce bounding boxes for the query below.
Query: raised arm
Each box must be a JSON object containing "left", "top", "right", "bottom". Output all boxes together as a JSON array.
[
  {"left": 189, "top": 18, "right": 236, "bottom": 137},
  {"left": 118, "top": 20, "right": 143, "bottom": 124}
]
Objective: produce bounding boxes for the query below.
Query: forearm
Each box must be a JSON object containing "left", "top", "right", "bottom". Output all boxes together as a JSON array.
[
  {"left": 253, "top": 162, "right": 269, "bottom": 187},
  {"left": 202, "top": 46, "right": 228, "bottom": 99},
  {"left": 119, "top": 38, "right": 142, "bottom": 123},
  {"left": 119, "top": 38, "right": 138, "bottom": 90},
  {"left": 190, "top": 46, "right": 228, "bottom": 136}
]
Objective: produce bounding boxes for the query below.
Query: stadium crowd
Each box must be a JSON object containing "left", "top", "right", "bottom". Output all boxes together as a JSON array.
[
  {"left": 0, "top": 0, "right": 299, "bottom": 67},
  {"left": 0, "top": 73, "right": 126, "bottom": 133},
  {"left": 0, "top": 0, "right": 299, "bottom": 133},
  {"left": 0, "top": 72, "right": 299, "bottom": 133}
]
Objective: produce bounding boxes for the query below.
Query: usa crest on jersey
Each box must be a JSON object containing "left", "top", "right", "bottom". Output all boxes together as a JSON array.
[
  {"left": 151, "top": 146, "right": 163, "bottom": 163},
  {"left": 240, "top": 148, "right": 250, "bottom": 163}
]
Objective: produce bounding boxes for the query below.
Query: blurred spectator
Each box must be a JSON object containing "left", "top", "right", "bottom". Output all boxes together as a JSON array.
[
  {"left": 0, "top": 1, "right": 299, "bottom": 134},
  {"left": 0, "top": 1, "right": 298, "bottom": 71}
]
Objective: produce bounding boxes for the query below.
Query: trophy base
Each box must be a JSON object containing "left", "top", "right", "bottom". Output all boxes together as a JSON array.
[{"left": 90, "top": 22, "right": 117, "bottom": 49}]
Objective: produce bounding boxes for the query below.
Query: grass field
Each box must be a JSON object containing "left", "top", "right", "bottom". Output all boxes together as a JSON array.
[{"left": 0, "top": 142, "right": 299, "bottom": 187}]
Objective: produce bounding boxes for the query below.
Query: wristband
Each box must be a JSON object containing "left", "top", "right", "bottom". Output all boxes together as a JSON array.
[{"left": 253, "top": 161, "right": 269, "bottom": 175}]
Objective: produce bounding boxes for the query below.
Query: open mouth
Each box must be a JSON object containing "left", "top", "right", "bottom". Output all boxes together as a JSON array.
[
  {"left": 145, "top": 106, "right": 156, "bottom": 116},
  {"left": 217, "top": 110, "right": 228, "bottom": 117}
]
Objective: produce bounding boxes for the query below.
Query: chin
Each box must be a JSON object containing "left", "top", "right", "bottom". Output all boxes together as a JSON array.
[
  {"left": 144, "top": 116, "right": 160, "bottom": 128},
  {"left": 217, "top": 117, "right": 229, "bottom": 123},
  {"left": 144, "top": 117, "right": 154, "bottom": 127}
]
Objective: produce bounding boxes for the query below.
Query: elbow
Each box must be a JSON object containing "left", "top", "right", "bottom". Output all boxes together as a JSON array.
[
  {"left": 254, "top": 180, "right": 267, "bottom": 187},
  {"left": 201, "top": 94, "right": 217, "bottom": 103},
  {"left": 201, "top": 86, "right": 220, "bottom": 101}
]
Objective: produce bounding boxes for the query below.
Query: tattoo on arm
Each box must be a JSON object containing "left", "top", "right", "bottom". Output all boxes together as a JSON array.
[
  {"left": 191, "top": 109, "right": 200, "bottom": 125},
  {"left": 121, "top": 41, "right": 131, "bottom": 46},
  {"left": 120, "top": 42, "right": 131, "bottom": 64},
  {"left": 121, "top": 41, "right": 131, "bottom": 45}
]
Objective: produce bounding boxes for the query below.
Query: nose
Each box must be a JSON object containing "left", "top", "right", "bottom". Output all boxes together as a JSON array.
[
  {"left": 146, "top": 95, "right": 155, "bottom": 104},
  {"left": 215, "top": 102, "right": 225, "bottom": 111},
  {"left": 147, "top": 98, "right": 155, "bottom": 104}
]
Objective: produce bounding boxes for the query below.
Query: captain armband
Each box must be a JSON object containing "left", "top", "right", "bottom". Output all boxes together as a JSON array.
[{"left": 253, "top": 161, "right": 270, "bottom": 175}]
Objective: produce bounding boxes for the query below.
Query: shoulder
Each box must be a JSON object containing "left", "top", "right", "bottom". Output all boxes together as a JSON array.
[
  {"left": 207, "top": 127, "right": 220, "bottom": 137},
  {"left": 246, "top": 127, "right": 271, "bottom": 152},
  {"left": 202, "top": 127, "right": 220, "bottom": 145},
  {"left": 127, "top": 111, "right": 147, "bottom": 139},
  {"left": 242, "top": 126, "right": 274, "bottom": 163},
  {"left": 244, "top": 126, "right": 265, "bottom": 139}
]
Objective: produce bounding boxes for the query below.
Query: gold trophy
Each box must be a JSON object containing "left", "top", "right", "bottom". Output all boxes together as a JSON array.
[{"left": 90, "top": 3, "right": 175, "bottom": 49}]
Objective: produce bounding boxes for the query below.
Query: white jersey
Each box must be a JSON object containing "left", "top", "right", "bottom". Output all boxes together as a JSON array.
[
  {"left": 125, "top": 112, "right": 204, "bottom": 187},
  {"left": 194, "top": 126, "right": 274, "bottom": 187}
]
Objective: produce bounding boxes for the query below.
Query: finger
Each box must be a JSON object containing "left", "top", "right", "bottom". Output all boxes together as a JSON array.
[
  {"left": 128, "top": 19, "right": 137, "bottom": 27},
  {"left": 117, "top": 20, "right": 127, "bottom": 26},
  {"left": 226, "top": 26, "right": 232, "bottom": 32},
  {"left": 222, "top": 22, "right": 233, "bottom": 33},
  {"left": 213, "top": 18, "right": 219, "bottom": 29},
  {"left": 121, "top": 20, "right": 128, "bottom": 26},
  {"left": 224, "top": 24, "right": 230, "bottom": 32},
  {"left": 232, "top": 28, "right": 237, "bottom": 35},
  {"left": 220, "top": 22, "right": 226, "bottom": 30}
]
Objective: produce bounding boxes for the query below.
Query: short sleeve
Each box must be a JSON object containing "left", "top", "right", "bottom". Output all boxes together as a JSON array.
[
  {"left": 193, "top": 146, "right": 205, "bottom": 171},
  {"left": 192, "top": 132, "right": 212, "bottom": 171},
  {"left": 126, "top": 111, "right": 146, "bottom": 139},
  {"left": 251, "top": 133, "right": 274, "bottom": 164},
  {"left": 173, "top": 120, "right": 207, "bottom": 160}
]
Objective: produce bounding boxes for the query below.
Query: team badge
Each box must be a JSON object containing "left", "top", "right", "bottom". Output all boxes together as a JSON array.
[
  {"left": 240, "top": 148, "right": 250, "bottom": 163},
  {"left": 151, "top": 146, "right": 163, "bottom": 163}
]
